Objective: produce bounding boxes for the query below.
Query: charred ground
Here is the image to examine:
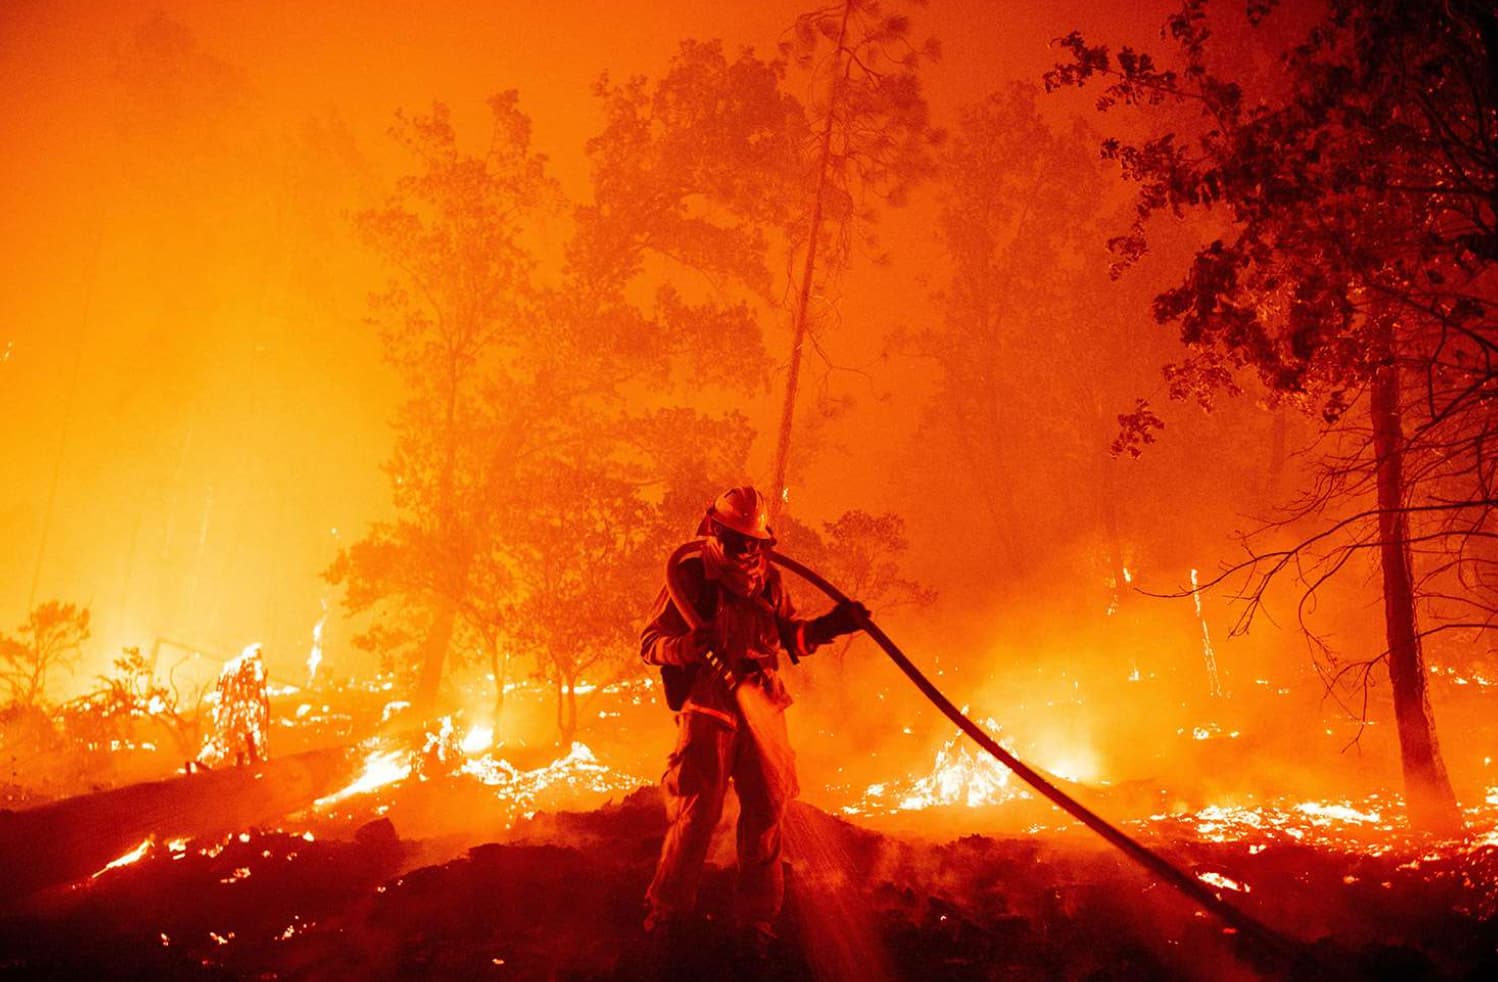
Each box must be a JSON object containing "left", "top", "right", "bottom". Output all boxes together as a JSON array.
[{"left": 4, "top": 777, "right": 1497, "bottom": 982}]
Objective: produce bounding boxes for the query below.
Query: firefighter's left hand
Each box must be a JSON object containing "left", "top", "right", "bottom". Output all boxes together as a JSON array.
[{"left": 809, "top": 601, "right": 869, "bottom": 645}]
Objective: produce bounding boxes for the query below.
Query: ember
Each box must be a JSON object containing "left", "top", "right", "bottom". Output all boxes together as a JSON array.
[{"left": 1196, "top": 871, "right": 1250, "bottom": 893}]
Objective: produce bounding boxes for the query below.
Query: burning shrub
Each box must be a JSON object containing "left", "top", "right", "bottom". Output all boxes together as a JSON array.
[{"left": 198, "top": 644, "right": 271, "bottom": 768}]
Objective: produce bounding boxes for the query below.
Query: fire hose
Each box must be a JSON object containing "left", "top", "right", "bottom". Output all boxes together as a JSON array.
[{"left": 665, "top": 539, "right": 1309, "bottom": 969}]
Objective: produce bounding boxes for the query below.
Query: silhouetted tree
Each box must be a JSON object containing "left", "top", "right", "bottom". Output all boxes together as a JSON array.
[
  {"left": 580, "top": 39, "right": 803, "bottom": 308},
  {"left": 909, "top": 82, "right": 1260, "bottom": 619},
  {"left": 111, "top": 11, "right": 252, "bottom": 193},
  {"left": 781, "top": 510, "right": 934, "bottom": 683},
  {"left": 331, "top": 94, "right": 558, "bottom": 713},
  {"left": 583, "top": 26, "right": 940, "bottom": 539},
  {"left": 1048, "top": 0, "right": 1498, "bottom": 831},
  {"left": 504, "top": 462, "right": 658, "bottom": 746},
  {"left": 769, "top": 0, "right": 943, "bottom": 516},
  {"left": 0, "top": 601, "right": 90, "bottom": 708},
  {"left": 914, "top": 85, "right": 1121, "bottom": 567},
  {"left": 337, "top": 82, "right": 771, "bottom": 736}
]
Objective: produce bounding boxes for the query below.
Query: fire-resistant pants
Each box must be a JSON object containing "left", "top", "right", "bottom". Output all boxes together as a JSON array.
[{"left": 646, "top": 705, "right": 797, "bottom": 926}]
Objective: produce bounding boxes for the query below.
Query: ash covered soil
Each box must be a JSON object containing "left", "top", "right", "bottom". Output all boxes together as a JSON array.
[{"left": 3, "top": 789, "right": 1497, "bottom": 982}]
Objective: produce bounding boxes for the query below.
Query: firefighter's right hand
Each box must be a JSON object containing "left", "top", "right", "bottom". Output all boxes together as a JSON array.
[{"left": 667, "top": 624, "right": 716, "bottom": 666}]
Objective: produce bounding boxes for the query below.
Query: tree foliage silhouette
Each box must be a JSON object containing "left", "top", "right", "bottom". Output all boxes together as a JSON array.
[
  {"left": 335, "top": 81, "right": 771, "bottom": 735},
  {"left": 0, "top": 601, "right": 90, "bottom": 708},
  {"left": 1048, "top": 0, "right": 1498, "bottom": 831}
]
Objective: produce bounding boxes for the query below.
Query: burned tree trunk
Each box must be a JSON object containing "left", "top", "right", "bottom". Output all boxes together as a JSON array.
[
  {"left": 768, "top": 0, "right": 852, "bottom": 519},
  {"left": 488, "top": 641, "right": 510, "bottom": 739},
  {"left": 414, "top": 599, "right": 457, "bottom": 712},
  {"left": 556, "top": 675, "right": 579, "bottom": 748},
  {"left": 1095, "top": 440, "right": 1128, "bottom": 615},
  {"left": 1369, "top": 348, "right": 1463, "bottom": 834}
]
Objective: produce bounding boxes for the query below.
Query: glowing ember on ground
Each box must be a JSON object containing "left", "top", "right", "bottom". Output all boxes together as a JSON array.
[
  {"left": 1197, "top": 871, "right": 1250, "bottom": 893},
  {"left": 1295, "top": 801, "right": 1381, "bottom": 825},
  {"left": 92, "top": 838, "right": 153, "bottom": 878},
  {"left": 1428, "top": 664, "right": 1497, "bottom": 688},
  {"left": 278, "top": 919, "right": 315, "bottom": 941},
  {"left": 1134, "top": 795, "right": 1449, "bottom": 853}
]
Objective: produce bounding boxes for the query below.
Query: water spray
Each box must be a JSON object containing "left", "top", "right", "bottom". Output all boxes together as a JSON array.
[{"left": 665, "top": 539, "right": 1311, "bottom": 970}]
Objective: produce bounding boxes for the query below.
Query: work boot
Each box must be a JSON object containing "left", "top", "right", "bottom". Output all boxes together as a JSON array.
[
  {"left": 643, "top": 907, "right": 674, "bottom": 936},
  {"left": 642, "top": 908, "right": 685, "bottom": 976},
  {"left": 739, "top": 920, "right": 777, "bottom": 963}
]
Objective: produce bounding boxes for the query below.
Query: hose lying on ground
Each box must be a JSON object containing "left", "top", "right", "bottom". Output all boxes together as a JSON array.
[{"left": 664, "top": 539, "right": 1310, "bottom": 969}]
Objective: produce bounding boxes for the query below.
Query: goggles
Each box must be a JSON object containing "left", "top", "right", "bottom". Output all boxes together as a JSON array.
[{"left": 713, "top": 523, "right": 773, "bottom": 557}]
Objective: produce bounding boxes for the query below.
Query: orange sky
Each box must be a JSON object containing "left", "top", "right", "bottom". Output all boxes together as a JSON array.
[
  {"left": 2, "top": 0, "right": 1260, "bottom": 700},
  {"left": 6, "top": 0, "right": 1495, "bottom": 808}
]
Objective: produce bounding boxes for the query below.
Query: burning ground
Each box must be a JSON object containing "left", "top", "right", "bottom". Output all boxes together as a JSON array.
[{"left": 4, "top": 682, "right": 1498, "bottom": 982}]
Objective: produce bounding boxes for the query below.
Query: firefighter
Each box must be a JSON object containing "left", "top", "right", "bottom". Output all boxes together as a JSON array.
[{"left": 641, "top": 485, "right": 867, "bottom": 958}]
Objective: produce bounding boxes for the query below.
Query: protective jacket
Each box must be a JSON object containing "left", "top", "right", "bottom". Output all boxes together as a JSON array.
[{"left": 640, "top": 554, "right": 816, "bottom": 723}]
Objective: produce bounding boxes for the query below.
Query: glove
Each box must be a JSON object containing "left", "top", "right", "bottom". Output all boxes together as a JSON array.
[
  {"left": 806, "top": 601, "right": 869, "bottom": 647},
  {"left": 662, "top": 623, "right": 716, "bottom": 666}
]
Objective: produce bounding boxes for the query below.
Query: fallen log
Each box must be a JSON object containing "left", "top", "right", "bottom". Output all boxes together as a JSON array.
[{"left": 0, "top": 744, "right": 359, "bottom": 905}]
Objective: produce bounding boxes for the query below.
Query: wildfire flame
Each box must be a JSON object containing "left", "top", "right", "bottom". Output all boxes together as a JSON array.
[
  {"left": 92, "top": 837, "right": 153, "bottom": 878},
  {"left": 845, "top": 719, "right": 1025, "bottom": 816},
  {"left": 458, "top": 742, "right": 646, "bottom": 820},
  {"left": 307, "top": 601, "right": 327, "bottom": 687},
  {"left": 837, "top": 715, "right": 1498, "bottom": 868},
  {"left": 1190, "top": 568, "right": 1223, "bottom": 697},
  {"left": 1295, "top": 801, "right": 1381, "bottom": 825},
  {"left": 311, "top": 717, "right": 645, "bottom": 825},
  {"left": 460, "top": 723, "right": 494, "bottom": 755},
  {"left": 198, "top": 643, "right": 271, "bottom": 768},
  {"left": 314, "top": 748, "right": 412, "bottom": 809},
  {"left": 1140, "top": 796, "right": 1415, "bottom": 852}
]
